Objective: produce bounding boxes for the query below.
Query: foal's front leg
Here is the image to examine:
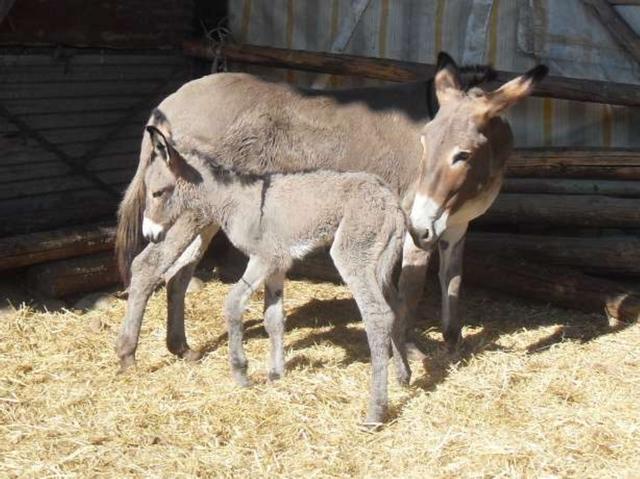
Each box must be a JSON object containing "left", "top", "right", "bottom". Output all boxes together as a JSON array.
[
  {"left": 115, "top": 212, "right": 206, "bottom": 370},
  {"left": 224, "top": 256, "right": 270, "bottom": 387},
  {"left": 263, "top": 271, "right": 286, "bottom": 381},
  {"left": 438, "top": 223, "right": 468, "bottom": 352},
  {"left": 165, "top": 224, "right": 219, "bottom": 360}
]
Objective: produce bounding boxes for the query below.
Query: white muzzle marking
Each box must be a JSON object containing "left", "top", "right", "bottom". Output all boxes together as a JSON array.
[
  {"left": 142, "top": 216, "right": 165, "bottom": 242},
  {"left": 409, "top": 194, "right": 448, "bottom": 249}
]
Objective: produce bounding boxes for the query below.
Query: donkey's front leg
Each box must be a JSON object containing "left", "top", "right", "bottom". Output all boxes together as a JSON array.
[
  {"left": 115, "top": 213, "right": 205, "bottom": 371},
  {"left": 224, "top": 256, "right": 270, "bottom": 387},
  {"left": 165, "top": 224, "right": 219, "bottom": 361},
  {"left": 438, "top": 223, "right": 468, "bottom": 352},
  {"left": 398, "top": 233, "right": 435, "bottom": 350}
]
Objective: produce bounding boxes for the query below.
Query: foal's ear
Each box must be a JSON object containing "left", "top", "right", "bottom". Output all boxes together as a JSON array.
[
  {"left": 480, "top": 65, "right": 548, "bottom": 118},
  {"left": 434, "top": 52, "right": 463, "bottom": 106},
  {"left": 146, "top": 125, "right": 172, "bottom": 164}
]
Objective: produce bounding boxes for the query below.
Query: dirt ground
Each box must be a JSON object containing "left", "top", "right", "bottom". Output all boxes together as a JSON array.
[{"left": 1, "top": 277, "right": 639, "bottom": 478}]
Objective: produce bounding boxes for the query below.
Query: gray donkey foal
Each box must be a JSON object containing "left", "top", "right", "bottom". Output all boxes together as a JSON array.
[{"left": 141, "top": 125, "right": 409, "bottom": 425}]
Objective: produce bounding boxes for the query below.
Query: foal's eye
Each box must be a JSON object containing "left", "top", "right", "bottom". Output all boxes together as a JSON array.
[
  {"left": 452, "top": 151, "right": 471, "bottom": 164},
  {"left": 152, "top": 190, "right": 163, "bottom": 198}
]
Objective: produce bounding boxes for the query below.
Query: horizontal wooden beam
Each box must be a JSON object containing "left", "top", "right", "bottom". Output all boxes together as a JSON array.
[
  {"left": 467, "top": 232, "right": 640, "bottom": 275},
  {"left": 502, "top": 178, "right": 640, "bottom": 197},
  {"left": 0, "top": 223, "right": 115, "bottom": 271},
  {"left": 482, "top": 193, "right": 640, "bottom": 227},
  {"left": 507, "top": 149, "right": 640, "bottom": 180},
  {"left": 26, "top": 252, "right": 119, "bottom": 298},
  {"left": 183, "top": 41, "right": 640, "bottom": 107}
]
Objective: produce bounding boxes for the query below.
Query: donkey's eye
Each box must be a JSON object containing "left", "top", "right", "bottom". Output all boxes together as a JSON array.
[
  {"left": 152, "top": 190, "right": 164, "bottom": 198},
  {"left": 452, "top": 151, "right": 471, "bottom": 164}
]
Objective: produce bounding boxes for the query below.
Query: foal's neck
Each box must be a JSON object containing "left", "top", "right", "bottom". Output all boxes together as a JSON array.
[{"left": 203, "top": 169, "right": 266, "bottom": 228}]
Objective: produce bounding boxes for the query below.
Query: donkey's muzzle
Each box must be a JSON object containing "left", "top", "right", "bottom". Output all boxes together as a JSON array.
[{"left": 409, "top": 225, "right": 438, "bottom": 251}]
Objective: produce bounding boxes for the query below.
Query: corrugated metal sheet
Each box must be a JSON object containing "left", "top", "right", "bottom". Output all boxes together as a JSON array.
[
  {"left": 0, "top": 49, "right": 194, "bottom": 236},
  {"left": 228, "top": 0, "right": 640, "bottom": 148}
]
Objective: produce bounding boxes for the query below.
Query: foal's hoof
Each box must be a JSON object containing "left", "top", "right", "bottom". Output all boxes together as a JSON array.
[
  {"left": 180, "top": 348, "right": 204, "bottom": 362},
  {"left": 231, "top": 370, "right": 251, "bottom": 388},
  {"left": 268, "top": 371, "right": 282, "bottom": 382},
  {"left": 117, "top": 355, "right": 136, "bottom": 374}
]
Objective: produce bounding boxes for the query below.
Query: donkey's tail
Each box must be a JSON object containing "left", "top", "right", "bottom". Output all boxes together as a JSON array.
[{"left": 115, "top": 132, "right": 152, "bottom": 286}]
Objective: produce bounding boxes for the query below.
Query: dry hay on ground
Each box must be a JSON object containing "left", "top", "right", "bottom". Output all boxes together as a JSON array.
[{"left": 1, "top": 278, "right": 639, "bottom": 478}]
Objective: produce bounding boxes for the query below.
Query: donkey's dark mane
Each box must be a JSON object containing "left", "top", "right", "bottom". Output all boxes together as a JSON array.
[{"left": 181, "top": 147, "right": 321, "bottom": 185}]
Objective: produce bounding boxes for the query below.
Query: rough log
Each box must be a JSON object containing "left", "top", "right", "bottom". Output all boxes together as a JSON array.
[
  {"left": 481, "top": 193, "right": 640, "bottom": 227},
  {"left": 507, "top": 149, "right": 640, "bottom": 180},
  {"left": 463, "top": 256, "right": 640, "bottom": 323},
  {"left": 466, "top": 233, "right": 640, "bottom": 275},
  {"left": 0, "top": 223, "right": 115, "bottom": 271},
  {"left": 27, "top": 252, "right": 119, "bottom": 298},
  {"left": 285, "top": 250, "right": 640, "bottom": 322},
  {"left": 183, "top": 41, "right": 640, "bottom": 107},
  {"left": 502, "top": 178, "right": 640, "bottom": 197}
]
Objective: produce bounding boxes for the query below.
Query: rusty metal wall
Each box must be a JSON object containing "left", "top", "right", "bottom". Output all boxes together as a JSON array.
[
  {"left": 0, "top": 49, "right": 194, "bottom": 236},
  {"left": 228, "top": 0, "right": 640, "bottom": 148},
  {"left": 0, "top": 0, "right": 194, "bottom": 49}
]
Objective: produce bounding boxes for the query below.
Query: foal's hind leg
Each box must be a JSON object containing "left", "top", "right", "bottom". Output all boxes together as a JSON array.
[
  {"left": 331, "top": 249, "right": 392, "bottom": 425},
  {"left": 263, "top": 271, "right": 286, "bottom": 381},
  {"left": 165, "top": 224, "right": 218, "bottom": 361},
  {"left": 224, "top": 256, "right": 270, "bottom": 387},
  {"left": 386, "top": 287, "right": 411, "bottom": 387}
]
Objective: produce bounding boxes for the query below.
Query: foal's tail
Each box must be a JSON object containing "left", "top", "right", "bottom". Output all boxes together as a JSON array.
[{"left": 115, "top": 131, "right": 153, "bottom": 286}]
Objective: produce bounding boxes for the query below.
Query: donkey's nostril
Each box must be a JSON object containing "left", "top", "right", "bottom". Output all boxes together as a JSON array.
[{"left": 421, "top": 229, "right": 431, "bottom": 240}]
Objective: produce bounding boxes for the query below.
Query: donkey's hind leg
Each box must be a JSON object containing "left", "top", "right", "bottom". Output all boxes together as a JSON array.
[
  {"left": 263, "top": 271, "right": 287, "bottom": 381},
  {"left": 224, "top": 256, "right": 270, "bottom": 387},
  {"left": 331, "top": 248, "right": 392, "bottom": 425},
  {"left": 386, "top": 286, "right": 411, "bottom": 388},
  {"left": 165, "top": 224, "right": 218, "bottom": 361}
]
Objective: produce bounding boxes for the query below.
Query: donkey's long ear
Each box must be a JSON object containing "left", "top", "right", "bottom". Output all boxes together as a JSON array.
[
  {"left": 146, "top": 125, "right": 172, "bottom": 163},
  {"left": 434, "top": 52, "right": 463, "bottom": 106},
  {"left": 481, "top": 65, "right": 548, "bottom": 118}
]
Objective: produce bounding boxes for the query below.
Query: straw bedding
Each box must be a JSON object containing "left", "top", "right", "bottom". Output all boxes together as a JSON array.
[{"left": 1, "top": 278, "right": 639, "bottom": 478}]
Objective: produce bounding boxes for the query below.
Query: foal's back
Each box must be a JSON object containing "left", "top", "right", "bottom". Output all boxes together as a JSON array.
[{"left": 246, "top": 170, "right": 406, "bottom": 267}]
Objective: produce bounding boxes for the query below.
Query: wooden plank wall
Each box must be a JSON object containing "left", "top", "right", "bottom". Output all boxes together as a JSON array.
[{"left": 0, "top": 49, "right": 197, "bottom": 237}]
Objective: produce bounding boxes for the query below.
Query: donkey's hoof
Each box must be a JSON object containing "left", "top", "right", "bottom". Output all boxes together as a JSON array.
[
  {"left": 117, "top": 355, "right": 136, "bottom": 374},
  {"left": 181, "top": 348, "right": 204, "bottom": 362},
  {"left": 396, "top": 372, "right": 411, "bottom": 388},
  {"left": 444, "top": 331, "right": 463, "bottom": 354},
  {"left": 268, "top": 370, "right": 282, "bottom": 382},
  {"left": 359, "top": 420, "right": 385, "bottom": 432}
]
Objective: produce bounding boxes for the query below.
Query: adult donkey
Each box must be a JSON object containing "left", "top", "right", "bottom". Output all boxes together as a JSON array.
[{"left": 115, "top": 53, "right": 548, "bottom": 367}]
